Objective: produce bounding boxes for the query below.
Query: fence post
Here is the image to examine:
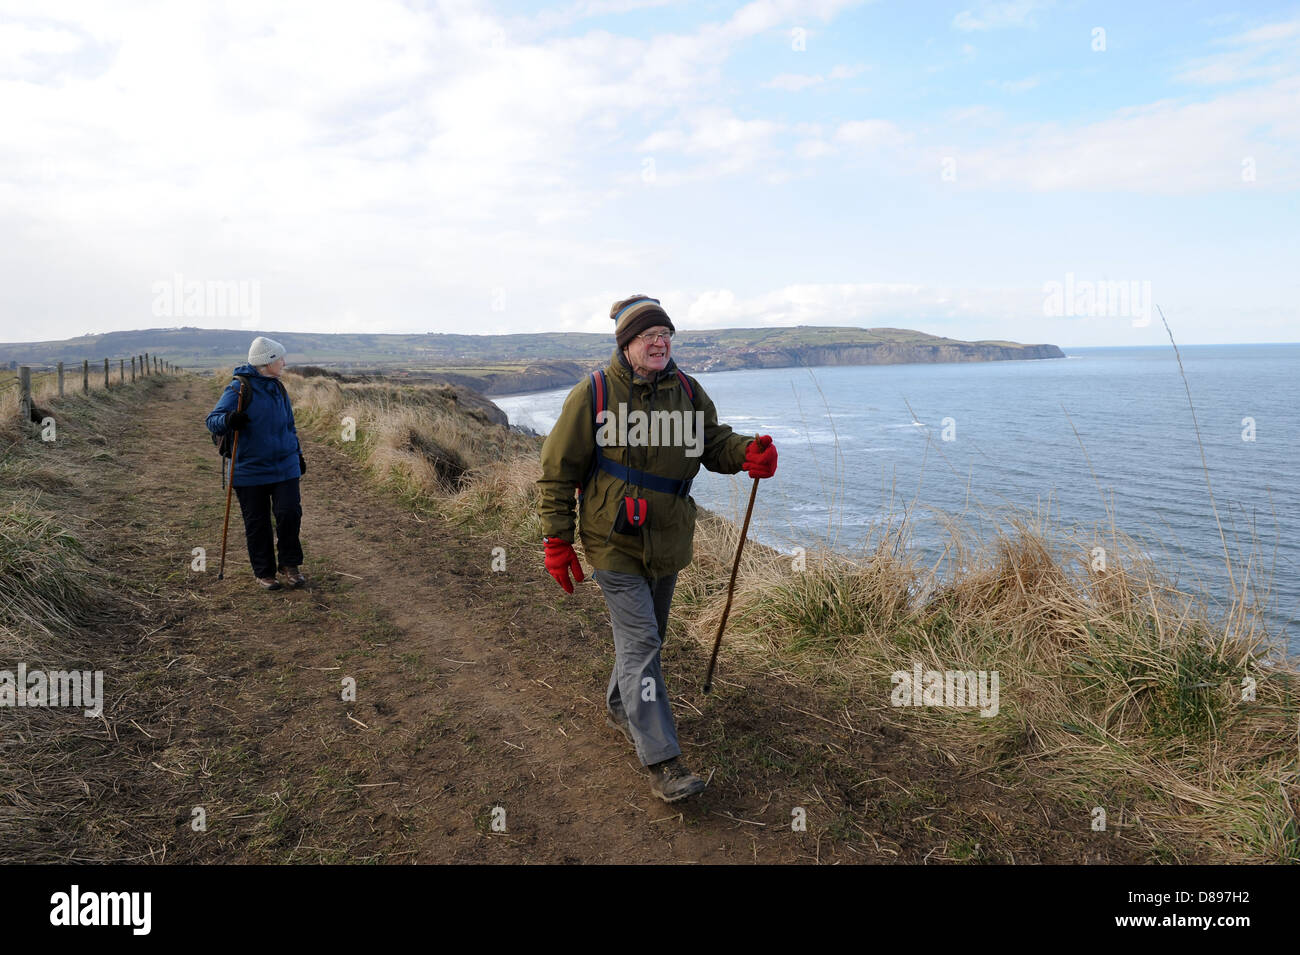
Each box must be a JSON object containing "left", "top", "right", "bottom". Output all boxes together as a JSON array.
[
  {"left": 82, "top": 360, "right": 89, "bottom": 394},
  {"left": 57, "top": 361, "right": 64, "bottom": 397},
  {"left": 119, "top": 359, "right": 124, "bottom": 383},
  {"left": 19, "top": 366, "right": 31, "bottom": 422},
  {"left": 103, "top": 358, "right": 109, "bottom": 389},
  {"left": 144, "top": 352, "right": 150, "bottom": 376}
]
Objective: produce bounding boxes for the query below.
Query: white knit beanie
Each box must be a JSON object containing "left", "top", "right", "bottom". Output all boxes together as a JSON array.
[{"left": 248, "top": 336, "right": 286, "bottom": 367}]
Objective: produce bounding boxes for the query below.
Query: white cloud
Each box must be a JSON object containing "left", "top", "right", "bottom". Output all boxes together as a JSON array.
[
  {"left": 0, "top": 21, "right": 84, "bottom": 75},
  {"left": 1175, "top": 17, "right": 1300, "bottom": 85},
  {"left": 950, "top": 79, "right": 1300, "bottom": 192},
  {"left": 634, "top": 108, "right": 788, "bottom": 183}
]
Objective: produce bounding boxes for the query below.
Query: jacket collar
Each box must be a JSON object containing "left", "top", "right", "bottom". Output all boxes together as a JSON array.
[{"left": 233, "top": 363, "right": 286, "bottom": 396}]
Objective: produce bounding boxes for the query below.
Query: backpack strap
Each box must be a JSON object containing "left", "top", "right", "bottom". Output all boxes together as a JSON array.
[
  {"left": 674, "top": 368, "right": 694, "bottom": 402},
  {"left": 589, "top": 369, "right": 606, "bottom": 428}
]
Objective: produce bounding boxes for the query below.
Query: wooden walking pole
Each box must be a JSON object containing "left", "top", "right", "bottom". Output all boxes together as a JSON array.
[
  {"left": 703, "top": 476, "right": 760, "bottom": 693},
  {"left": 216, "top": 383, "right": 248, "bottom": 581}
]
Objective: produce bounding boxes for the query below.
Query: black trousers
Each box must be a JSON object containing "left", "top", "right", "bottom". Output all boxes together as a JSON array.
[{"left": 234, "top": 478, "right": 303, "bottom": 578}]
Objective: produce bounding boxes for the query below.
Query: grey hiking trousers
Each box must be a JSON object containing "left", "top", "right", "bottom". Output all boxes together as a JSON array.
[{"left": 593, "top": 568, "right": 681, "bottom": 767}]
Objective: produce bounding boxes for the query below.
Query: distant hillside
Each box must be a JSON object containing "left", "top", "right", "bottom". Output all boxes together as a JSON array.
[{"left": 0, "top": 325, "right": 1065, "bottom": 395}]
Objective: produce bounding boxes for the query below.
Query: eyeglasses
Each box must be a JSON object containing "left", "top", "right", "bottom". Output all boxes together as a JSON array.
[{"left": 636, "top": 329, "right": 674, "bottom": 345}]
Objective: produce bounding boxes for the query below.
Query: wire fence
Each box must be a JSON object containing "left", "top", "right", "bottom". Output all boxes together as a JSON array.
[{"left": 9, "top": 353, "right": 184, "bottom": 423}]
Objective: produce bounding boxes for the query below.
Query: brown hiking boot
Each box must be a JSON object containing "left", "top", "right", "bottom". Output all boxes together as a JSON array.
[
  {"left": 649, "top": 757, "right": 706, "bottom": 803},
  {"left": 280, "top": 566, "right": 306, "bottom": 588},
  {"left": 257, "top": 576, "right": 282, "bottom": 591}
]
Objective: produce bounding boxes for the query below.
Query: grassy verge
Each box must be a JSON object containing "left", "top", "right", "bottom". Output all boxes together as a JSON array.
[{"left": 0, "top": 373, "right": 173, "bottom": 862}]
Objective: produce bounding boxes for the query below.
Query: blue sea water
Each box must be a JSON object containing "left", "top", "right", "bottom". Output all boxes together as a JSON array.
[{"left": 496, "top": 345, "right": 1299, "bottom": 651}]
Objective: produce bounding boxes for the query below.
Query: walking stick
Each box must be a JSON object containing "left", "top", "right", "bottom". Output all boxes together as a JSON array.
[
  {"left": 703, "top": 475, "right": 760, "bottom": 693},
  {"left": 216, "top": 384, "right": 247, "bottom": 581}
]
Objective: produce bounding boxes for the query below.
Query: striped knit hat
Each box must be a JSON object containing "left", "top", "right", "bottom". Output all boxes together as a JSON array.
[{"left": 611, "top": 295, "right": 675, "bottom": 349}]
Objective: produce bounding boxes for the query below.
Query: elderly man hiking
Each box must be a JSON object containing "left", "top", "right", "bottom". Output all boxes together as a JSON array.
[{"left": 538, "top": 295, "right": 778, "bottom": 803}]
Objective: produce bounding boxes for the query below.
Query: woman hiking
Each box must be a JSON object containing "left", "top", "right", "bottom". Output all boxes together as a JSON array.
[
  {"left": 205, "top": 336, "right": 308, "bottom": 591},
  {"left": 537, "top": 295, "right": 778, "bottom": 803}
]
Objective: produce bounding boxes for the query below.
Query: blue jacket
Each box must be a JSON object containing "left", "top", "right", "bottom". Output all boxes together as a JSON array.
[{"left": 205, "top": 364, "right": 302, "bottom": 487}]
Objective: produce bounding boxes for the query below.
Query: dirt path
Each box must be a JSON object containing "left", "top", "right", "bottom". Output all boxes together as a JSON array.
[{"left": 27, "top": 376, "right": 1141, "bottom": 863}]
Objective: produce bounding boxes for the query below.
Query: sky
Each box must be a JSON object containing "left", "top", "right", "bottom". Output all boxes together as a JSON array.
[{"left": 0, "top": 0, "right": 1297, "bottom": 347}]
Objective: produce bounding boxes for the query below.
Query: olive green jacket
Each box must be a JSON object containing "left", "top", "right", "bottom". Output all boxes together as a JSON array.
[{"left": 538, "top": 348, "right": 753, "bottom": 578}]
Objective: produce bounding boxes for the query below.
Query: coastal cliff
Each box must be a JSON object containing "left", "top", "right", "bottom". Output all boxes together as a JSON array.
[
  {"left": 689, "top": 341, "right": 1065, "bottom": 374},
  {"left": 475, "top": 342, "right": 1064, "bottom": 394}
]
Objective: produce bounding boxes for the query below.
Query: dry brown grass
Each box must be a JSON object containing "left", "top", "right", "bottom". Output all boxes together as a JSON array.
[
  {"left": 675, "top": 499, "right": 1298, "bottom": 861},
  {"left": 0, "top": 373, "right": 169, "bottom": 863},
  {"left": 284, "top": 370, "right": 538, "bottom": 534}
]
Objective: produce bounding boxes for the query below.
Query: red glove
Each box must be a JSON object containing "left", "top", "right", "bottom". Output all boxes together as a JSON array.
[
  {"left": 544, "top": 537, "right": 585, "bottom": 594},
  {"left": 743, "top": 435, "right": 777, "bottom": 479}
]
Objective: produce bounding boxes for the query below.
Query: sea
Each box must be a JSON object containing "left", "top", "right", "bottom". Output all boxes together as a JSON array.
[{"left": 494, "top": 344, "right": 1299, "bottom": 653}]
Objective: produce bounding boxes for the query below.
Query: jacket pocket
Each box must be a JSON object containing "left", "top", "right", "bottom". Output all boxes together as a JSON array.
[{"left": 578, "top": 471, "right": 615, "bottom": 538}]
